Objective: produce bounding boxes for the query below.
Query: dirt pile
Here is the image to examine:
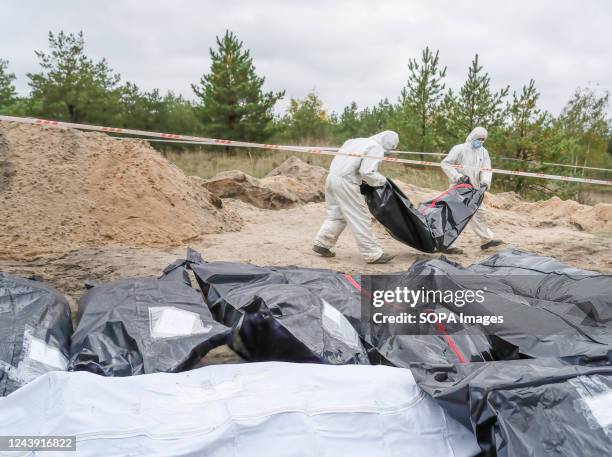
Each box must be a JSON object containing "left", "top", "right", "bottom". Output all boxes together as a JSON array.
[
  {"left": 569, "top": 203, "right": 612, "bottom": 232},
  {"left": 484, "top": 191, "right": 524, "bottom": 209},
  {"left": 508, "top": 196, "right": 612, "bottom": 232},
  {"left": 0, "top": 121, "right": 241, "bottom": 260},
  {"left": 266, "top": 156, "right": 328, "bottom": 185},
  {"left": 203, "top": 157, "right": 326, "bottom": 209}
]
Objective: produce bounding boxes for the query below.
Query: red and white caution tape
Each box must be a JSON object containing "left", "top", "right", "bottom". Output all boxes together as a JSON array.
[
  {"left": 150, "top": 138, "right": 612, "bottom": 173},
  {"left": 1, "top": 115, "right": 611, "bottom": 187},
  {"left": 303, "top": 143, "right": 612, "bottom": 173}
]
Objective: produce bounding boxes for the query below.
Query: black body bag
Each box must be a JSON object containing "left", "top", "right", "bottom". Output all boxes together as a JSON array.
[{"left": 361, "top": 179, "right": 486, "bottom": 252}]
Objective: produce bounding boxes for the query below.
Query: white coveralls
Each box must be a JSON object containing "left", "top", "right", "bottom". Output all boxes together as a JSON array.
[
  {"left": 441, "top": 126, "right": 495, "bottom": 242},
  {"left": 314, "top": 131, "right": 399, "bottom": 262}
]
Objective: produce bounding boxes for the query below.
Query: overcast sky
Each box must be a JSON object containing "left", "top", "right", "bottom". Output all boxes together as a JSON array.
[{"left": 2, "top": 0, "right": 611, "bottom": 116}]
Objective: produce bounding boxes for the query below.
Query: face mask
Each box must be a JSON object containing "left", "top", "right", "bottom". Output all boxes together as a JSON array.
[{"left": 472, "top": 140, "right": 483, "bottom": 149}]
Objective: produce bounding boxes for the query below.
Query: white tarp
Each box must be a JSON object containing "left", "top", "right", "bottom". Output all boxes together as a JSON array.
[{"left": 0, "top": 362, "right": 479, "bottom": 457}]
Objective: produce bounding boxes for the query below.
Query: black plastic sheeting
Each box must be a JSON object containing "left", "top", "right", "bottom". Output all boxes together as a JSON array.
[
  {"left": 69, "top": 254, "right": 231, "bottom": 376},
  {"left": 0, "top": 272, "right": 73, "bottom": 396},
  {"left": 470, "top": 248, "right": 612, "bottom": 324},
  {"left": 379, "top": 249, "right": 612, "bottom": 456},
  {"left": 361, "top": 179, "right": 486, "bottom": 253},
  {"left": 189, "top": 257, "right": 370, "bottom": 365},
  {"left": 186, "top": 248, "right": 611, "bottom": 368},
  {"left": 188, "top": 251, "right": 493, "bottom": 367},
  {"left": 411, "top": 357, "right": 612, "bottom": 457},
  {"left": 403, "top": 249, "right": 612, "bottom": 360},
  {"left": 367, "top": 329, "right": 493, "bottom": 366}
]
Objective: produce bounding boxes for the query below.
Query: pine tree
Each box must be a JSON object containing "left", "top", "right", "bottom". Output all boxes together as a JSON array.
[
  {"left": 555, "top": 87, "right": 611, "bottom": 179},
  {"left": 28, "top": 31, "right": 122, "bottom": 123},
  {"left": 507, "top": 79, "right": 548, "bottom": 161},
  {"left": 336, "top": 101, "right": 361, "bottom": 139},
  {"left": 398, "top": 47, "right": 447, "bottom": 152},
  {"left": 444, "top": 54, "right": 509, "bottom": 142},
  {"left": 118, "top": 82, "right": 164, "bottom": 130},
  {"left": 280, "top": 90, "right": 331, "bottom": 143},
  {"left": 192, "top": 31, "right": 284, "bottom": 141},
  {"left": 0, "top": 59, "right": 16, "bottom": 109},
  {"left": 504, "top": 79, "right": 551, "bottom": 192},
  {"left": 359, "top": 99, "right": 398, "bottom": 137}
]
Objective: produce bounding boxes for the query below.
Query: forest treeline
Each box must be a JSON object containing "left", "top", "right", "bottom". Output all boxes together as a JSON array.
[{"left": 1, "top": 30, "right": 610, "bottom": 197}]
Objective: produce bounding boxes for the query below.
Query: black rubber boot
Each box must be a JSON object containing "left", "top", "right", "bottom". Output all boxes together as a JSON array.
[
  {"left": 480, "top": 240, "right": 504, "bottom": 250},
  {"left": 440, "top": 247, "right": 464, "bottom": 255},
  {"left": 313, "top": 245, "right": 336, "bottom": 257}
]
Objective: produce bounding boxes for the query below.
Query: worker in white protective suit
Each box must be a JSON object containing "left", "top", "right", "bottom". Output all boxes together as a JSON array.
[
  {"left": 313, "top": 131, "right": 399, "bottom": 264},
  {"left": 441, "top": 126, "right": 503, "bottom": 253}
]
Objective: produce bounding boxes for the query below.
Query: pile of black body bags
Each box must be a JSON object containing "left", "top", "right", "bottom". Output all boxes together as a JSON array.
[{"left": 2, "top": 247, "right": 612, "bottom": 457}]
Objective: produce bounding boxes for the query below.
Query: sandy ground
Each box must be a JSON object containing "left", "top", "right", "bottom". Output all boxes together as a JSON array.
[{"left": 2, "top": 197, "right": 610, "bottom": 307}]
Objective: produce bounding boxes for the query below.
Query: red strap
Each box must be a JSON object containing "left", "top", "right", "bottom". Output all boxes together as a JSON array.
[
  {"left": 428, "top": 183, "right": 473, "bottom": 208},
  {"left": 343, "top": 274, "right": 362, "bottom": 291},
  {"left": 436, "top": 321, "right": 467, "bottom": 364}
]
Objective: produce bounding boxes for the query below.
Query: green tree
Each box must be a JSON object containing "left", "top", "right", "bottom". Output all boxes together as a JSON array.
[
  {"left": 192, "top": 30, "right": 284, "bottom": 141},
  {"left": 335, "top": 101, "right": 361, "bottom": 140},
  {"left": 502, "top": 79, "right": 551, "bottom": 192},
  {"left": 443, "top": 54, "right": 509, "bottom": 143},
  {"left": 280, "top": 90, "right": 331, "bottom": 144},
  {"left": 156, "top": 92, "right": 201, "bottom": 135},
  {"left": 27, "top": 31, "right": 122, "bottom": 123},
  {"left": 398, "top": 47, "right": 447, "bottom": 152},
  {"left": 556, "top": 87, "right": 611, "bottom": 171},
  {"left": 358, "top": 99, "right": 399, "bottom": 137},
  {"left": 507, "top": 80, "right": 549, "bottom": 160},
  {"left": 330, "top": 99, "right": 399, "bottom": 144},
  {"left": 117, "top": 83, "right": 201, "bottom": 134},
  {"left": 118, "top": 82, "right": 164, "bottom": 130},
  {"left": 0, "top": 59, "right": 16, "bottom": 109}
]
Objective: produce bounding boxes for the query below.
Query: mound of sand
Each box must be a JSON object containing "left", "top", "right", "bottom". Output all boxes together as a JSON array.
[
  {"left": 506, "top": 196, "right": 611, "bottom": 232},
  {"left": 266, "top": 156, "right": 328, "bottom": 184},
  {"left": 514, "top": 196, "right": 588, "bottom": 220},
  {"left": 484, "top": 191, "right": 524, "bottom": 210},
  {"left": 570, "top": 203, "right": 612, "bottom": 232},
  {"left": 203, "top": 157, "right": 326, "bottom": 209},
  {"left": 0, "top": 121, "right": 241, "bottom": 260}
]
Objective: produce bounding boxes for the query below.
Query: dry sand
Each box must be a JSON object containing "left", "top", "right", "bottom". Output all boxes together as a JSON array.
[
  {"left": 201, "top": 156, "right": 327, "bottom": 209},
  {"left": 0, "top": 121, "right": 241, "bottom": 260}
]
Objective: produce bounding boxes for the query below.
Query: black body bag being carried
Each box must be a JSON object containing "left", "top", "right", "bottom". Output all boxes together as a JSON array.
[{"left": 361, "top": 178, "right": 486, "bottom": 253}]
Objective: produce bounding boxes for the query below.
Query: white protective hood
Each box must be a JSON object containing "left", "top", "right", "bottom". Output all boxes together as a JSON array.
[
  {"left": 441, "top": 126, "right": 492, "bottom": 187},
  {"left": 328, "top": 131, "right": 399, "bottom": 187},
  {"left": 466, "top": 126, "right": 488, "bottom": 143},
  {"left": 370, "top": 130, "right": 400, "bottom": 151}
]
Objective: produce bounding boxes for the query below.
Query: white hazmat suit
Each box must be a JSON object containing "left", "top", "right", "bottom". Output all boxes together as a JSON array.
[
  {"left": 314, "top": 131, "right": 399, "bottom": 262},
  {"left": 441, "top": 126, "right": 495, "bottom": 242}
]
